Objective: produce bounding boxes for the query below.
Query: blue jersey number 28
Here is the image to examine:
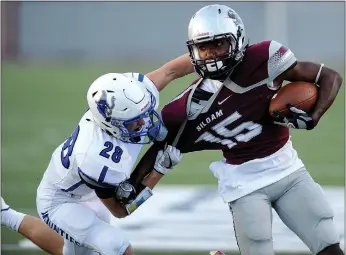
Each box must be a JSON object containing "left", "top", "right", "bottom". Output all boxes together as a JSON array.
[
  {"left": 99, "top": 141, "right": 123, "bottom": 163},
  {"left": 61, "top": 125, "right": 80, "bottom": 169}
]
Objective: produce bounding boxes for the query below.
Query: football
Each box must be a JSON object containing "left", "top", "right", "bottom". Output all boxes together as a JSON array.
[{"left": 269, "top": 81, "right": 318, "bottom": 117}]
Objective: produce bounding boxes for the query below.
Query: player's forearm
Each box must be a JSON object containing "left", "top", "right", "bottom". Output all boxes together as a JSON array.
[
  {"left": 130, "top": 144, "right": 162, "bottom": 189},
  {"left": 146, "top": 53, "right": 194, "bottom": 91},
  {"left": 100, "top": 198, "right": 128, "bottom": 218},
  {"left": 164, "top": 53, "right": 195, "bottom": 80},
  {"left": 311, "top": 67, "right": 343, "bottom": 125},
  {"left": 141, "top": 170, "right": 163, "bottom": 190},
  {"left": 18, "top": 215, "right": 64, "bottom": 255},
  {"left": 121, "top": 171, "right": 161, "bottom": 215},
  {"left": 125, "top": 145, "right": 182, "bottom": 215}
]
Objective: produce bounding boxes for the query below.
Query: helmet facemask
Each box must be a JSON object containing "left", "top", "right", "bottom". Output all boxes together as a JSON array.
[{"left": 187, "top": 27, "right": 246, "bottom": 81}]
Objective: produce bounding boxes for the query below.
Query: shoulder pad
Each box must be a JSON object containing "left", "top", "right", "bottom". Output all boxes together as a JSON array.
[
  {"left": 237, "top": 40, "right": 297, "bottom": 89},
  {"left": 267, "top": 40, "right": 297, "bottom": 81}
]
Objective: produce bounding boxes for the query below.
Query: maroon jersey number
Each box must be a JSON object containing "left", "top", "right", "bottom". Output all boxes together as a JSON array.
[{"left": 195, "top": 111, "right": 263, "bottom": 149}]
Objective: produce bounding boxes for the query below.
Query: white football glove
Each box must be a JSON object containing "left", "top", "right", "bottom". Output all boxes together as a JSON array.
[{"left": 154, "top": 145, "right": 182, "bottom": 175}]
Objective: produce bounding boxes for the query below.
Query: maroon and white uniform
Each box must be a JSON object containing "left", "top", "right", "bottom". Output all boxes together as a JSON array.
[{"left": 161, "top": 40, "right": 304, "bottom": 202}]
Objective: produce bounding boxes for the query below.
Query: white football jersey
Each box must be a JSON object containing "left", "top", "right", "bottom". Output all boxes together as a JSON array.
[{"left": 41, "top": 73, "right": 159, "bottom": 198}]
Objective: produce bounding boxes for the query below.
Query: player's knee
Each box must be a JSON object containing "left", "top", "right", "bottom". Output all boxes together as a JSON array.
[
  {"left": 317, "top": 243, "right": 344, "bottom": 255},
  {"left": 96, "top": 241, "right": 131, "bottom": 255},
  {"left": 312, "top": 217, "right": 341, "bottom": 254},
  {"left": 237, "top": 235, "right": 273, "bottom": 255},
  {"left": 246, "top": 232, "right": 272, "bottom": 243},
  {"left": 237, "top": 225, "right": 273, "bottom": 255},
  {"left": 244, "top": 224, "right": 272, "bottom": 242},
  {"left": 90, "top": 231, "right": 130, "bottom": 255}
]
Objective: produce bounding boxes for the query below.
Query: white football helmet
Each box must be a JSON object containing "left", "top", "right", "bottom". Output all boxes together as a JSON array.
[
  {"left": 87, "top": 73, "right": 161, "bottom": 144},
  {"left": 186, "top": 4, "right": 248, "bottom": 80}
]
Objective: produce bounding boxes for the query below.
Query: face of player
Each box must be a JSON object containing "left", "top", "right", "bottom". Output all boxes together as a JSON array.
[
  {"left": 126, "top": 118, "right": 145, "bottom": 132},
  {"left": 196, "top": 38, "right": 230, "bottom": 60}
]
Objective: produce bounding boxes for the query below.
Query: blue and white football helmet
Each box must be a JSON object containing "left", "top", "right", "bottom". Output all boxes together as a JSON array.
[{"left": 87, "top": 73, "right": 162, "bottom": 144}]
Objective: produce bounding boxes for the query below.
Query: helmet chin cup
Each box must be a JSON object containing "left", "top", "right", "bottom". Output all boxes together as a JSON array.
[{"left": 205, "top": 61, "right": 224, "bottom": 72}]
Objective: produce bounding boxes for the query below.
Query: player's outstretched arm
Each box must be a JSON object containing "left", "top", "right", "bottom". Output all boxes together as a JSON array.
[
  {"left": 146, "top": 53, "right": 195, "bottom": 92},
  {"left": 129, "top": 143, "right": 163, "bottom": 189},
  {"left": 95, "top": 146, "right": 182, "bottom": 217},
  {"left": 1, "top": 198, "right": 63, "bottom": 255},
  {"left": 279, "top": 61, "right": 343, "bottom": 127}
]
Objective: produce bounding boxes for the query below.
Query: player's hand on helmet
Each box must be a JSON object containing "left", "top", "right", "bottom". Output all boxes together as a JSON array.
[
  {"left": 154, "top": 145, "right": 182, "bottom": 175},
  {"left": 272, "top": 104, "right": 314, "bottom": 130}
]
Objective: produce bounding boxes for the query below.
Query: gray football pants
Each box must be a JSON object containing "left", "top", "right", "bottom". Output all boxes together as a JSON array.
[{"left": 228, "top": 167, "right": 340, "bottom": 255}]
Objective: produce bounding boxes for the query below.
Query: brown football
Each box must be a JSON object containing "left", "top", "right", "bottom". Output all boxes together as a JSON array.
[{"left": 269, "top": 81, "right": 318, "bottom": 117}]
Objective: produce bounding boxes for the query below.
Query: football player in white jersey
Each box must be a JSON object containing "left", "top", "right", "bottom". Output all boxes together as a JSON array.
[
  {"left": 2, "top": 197, "right": 64, "bottom": 255},
  {"left": 36, "top": 70, "right": 186, "bottom": 255}
]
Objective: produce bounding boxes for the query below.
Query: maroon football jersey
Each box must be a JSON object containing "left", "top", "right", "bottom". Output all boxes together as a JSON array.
[{"left": 161, "top": 40, "right": 297, "bottom": 164}]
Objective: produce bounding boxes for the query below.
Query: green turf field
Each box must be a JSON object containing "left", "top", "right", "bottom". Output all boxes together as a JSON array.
[{"left": 1, "top": 62, "right": 344, "bottom": 255}]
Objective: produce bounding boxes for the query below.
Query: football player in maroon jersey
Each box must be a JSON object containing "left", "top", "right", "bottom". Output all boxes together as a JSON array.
[{"left": 132, "top": 4, "right": 343, "bottom": 255}]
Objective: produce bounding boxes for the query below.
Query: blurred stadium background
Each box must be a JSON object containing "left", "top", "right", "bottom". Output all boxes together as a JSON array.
[{"left": 1, "top": 1, "right": 345, "bottom": 255}]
